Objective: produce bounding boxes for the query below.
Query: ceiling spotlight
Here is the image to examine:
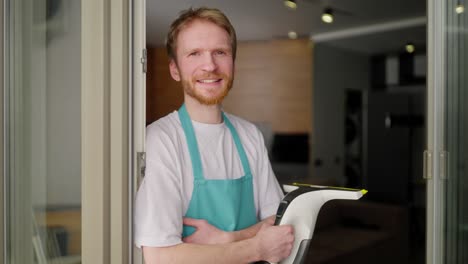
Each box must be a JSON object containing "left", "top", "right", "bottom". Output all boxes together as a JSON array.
[
  {"left": 322, "top": 8, "right": 334, "bottom": 23},
  {"left": 405, "top": 43, "right": 415, "bottom": 53},
  {"left": 284, "top": 0, "right": 297, "bottom": 10},
  {"left": 455, "top": 4, "right": 465, "bottom": 14},
  {"left": 288, "top": 31, "right": 298, "bottom": 39}
]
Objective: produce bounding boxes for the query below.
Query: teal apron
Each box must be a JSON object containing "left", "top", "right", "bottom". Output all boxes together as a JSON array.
[{"left": 178, "top": 104, "right": 258, "bottom": 237}]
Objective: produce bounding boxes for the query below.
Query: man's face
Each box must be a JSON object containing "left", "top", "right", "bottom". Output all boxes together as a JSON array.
[{"left": 169, "top": 20, "right": 234, "bottom": 105}]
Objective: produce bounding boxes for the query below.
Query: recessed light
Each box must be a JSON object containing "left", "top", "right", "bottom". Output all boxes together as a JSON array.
[
  {"left": 288, "top": 31, "right": 298, "bottom": 39},
  {"left": 455, "top": 4, "right": 465, "bottom": 14},
  {"left": 405, "top": 43, "right": 415, "bottom": 53}
]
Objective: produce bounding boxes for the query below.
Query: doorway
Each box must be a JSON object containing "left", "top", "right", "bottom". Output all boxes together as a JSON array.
[{"left": 143, "top": 1, "right": 427, "bottom": 263}]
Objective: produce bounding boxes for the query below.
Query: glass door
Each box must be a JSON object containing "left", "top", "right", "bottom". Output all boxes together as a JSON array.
[
  {"left": 444, "top": 0, "right": 468, "bottom": 262},
  {"left": 4, "top": 0, "right": 82, "bottom": 263},
  {"left": 427, "top": 0, "right": 467, "bottom": 263}
]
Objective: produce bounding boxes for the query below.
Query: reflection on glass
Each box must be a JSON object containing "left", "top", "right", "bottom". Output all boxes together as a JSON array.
[
  {"left": 444, "top": 0, "right": 468, "bottom": 263},
  {"left": 5, "top": 0, "right": 81, "bottom": 263}
]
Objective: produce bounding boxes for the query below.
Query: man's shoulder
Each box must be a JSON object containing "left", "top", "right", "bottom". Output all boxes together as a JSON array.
[
  {"left": 146, "top": 111, "right": 180, "bottom": 134},
  {"left": 146, "top": 111, "right": 183, "bottom": 145}
]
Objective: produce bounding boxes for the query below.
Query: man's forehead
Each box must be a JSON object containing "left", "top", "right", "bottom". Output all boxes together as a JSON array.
[{"left": 176, "top": 20, "right": 230, "bottom": 47}]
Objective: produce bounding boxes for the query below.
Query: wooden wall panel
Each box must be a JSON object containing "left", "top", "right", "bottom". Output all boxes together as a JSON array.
[
  {"left": 146, "top": 39, "right": 313, "bottom": 133},
  {"left": 269, "top": 39, "right": 313, "bottom": 133},
  {"left": 224, "top": 41, "right": 275, "bottom": 128},
  {"left": 146, "top": 48, "right": 183, "bottom": 125}
]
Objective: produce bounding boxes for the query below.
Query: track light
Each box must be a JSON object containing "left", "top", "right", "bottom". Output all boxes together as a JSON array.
[
  {"left": 288, "top": 31, "right": 298, "bottom": 39},
  {"left": 284, "top": 0, "right": 297, "bottom": 10},
  {"left": 322, "top": 8, "right": 334, "bottom": 23}
]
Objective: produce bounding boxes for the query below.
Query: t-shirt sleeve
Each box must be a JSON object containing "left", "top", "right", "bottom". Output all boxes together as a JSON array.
[
  {"left": 254, "top": 127, "right": 284, "bottom": 220},
  {"left": 134, "top": 126, "right": 184, "bottom": 248}
]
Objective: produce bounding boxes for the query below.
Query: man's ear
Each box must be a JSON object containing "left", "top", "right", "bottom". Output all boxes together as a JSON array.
[{"left": 169, "top": 60, "right": 181, "bottom": 81}]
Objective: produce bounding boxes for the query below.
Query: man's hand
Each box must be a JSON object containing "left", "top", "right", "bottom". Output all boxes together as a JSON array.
[
  {"left": 253, "top": 223, "right": 295, "bottom": 262},
  {"left": 182, "top": 218, "right": 233, "bottom": 244}
]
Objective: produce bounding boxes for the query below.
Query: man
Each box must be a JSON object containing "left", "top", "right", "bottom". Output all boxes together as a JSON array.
[{"left": 135, "top": 7, "right": 294, "bottom": 263}]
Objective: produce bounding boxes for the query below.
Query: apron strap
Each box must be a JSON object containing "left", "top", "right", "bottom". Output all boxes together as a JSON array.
[
  {"left": 223, "top": 113, "right": 252, "bottom": 176},
  {"left": 178, "top": 104, "right": 204, "bottom": 180},
  {"left": 178, "top": 104, "right": 252, "bottom": 179}
]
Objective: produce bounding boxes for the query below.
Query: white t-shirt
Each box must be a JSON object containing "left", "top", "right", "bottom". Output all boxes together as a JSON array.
[{"left": 134, "top": 110, "right": 284, "bottom": 248}]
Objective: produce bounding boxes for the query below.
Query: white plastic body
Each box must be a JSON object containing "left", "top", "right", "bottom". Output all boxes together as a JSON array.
[{"left": 275, "top": 188, "right": 364, "bottom": 264}]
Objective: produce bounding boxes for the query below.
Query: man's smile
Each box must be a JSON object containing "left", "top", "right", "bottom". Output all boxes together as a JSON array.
[{"left": 197, "top": 78, "right": 222, "bottom": 84}]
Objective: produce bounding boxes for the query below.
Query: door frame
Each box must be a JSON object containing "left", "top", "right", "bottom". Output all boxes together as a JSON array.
[
  {"left": 1, "top": 0, "right": 4, "bottom": 261},
  {"left": 130, "top": 0, "right": 146, "bottom": 262},
  {"left": 81, "top": 0, "right": 131, "bottom": 263},
  {"left": 0, "top": 0, "right": 134, "bottom": 262},
  {"left": 426, "top": 0, "right": 446, "bottom": 263},
  {"left": 0, "top": 0, "right": 133, "bottom": 262}
]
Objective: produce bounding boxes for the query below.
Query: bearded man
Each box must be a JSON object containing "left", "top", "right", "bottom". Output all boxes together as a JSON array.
[{"left": 135, "top": 7, "right": 294, "bottom": 264}]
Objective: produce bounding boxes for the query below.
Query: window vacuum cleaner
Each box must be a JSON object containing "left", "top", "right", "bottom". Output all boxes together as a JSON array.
[{"left": 255, "top": 183, "right": 367, "bottom": 264}]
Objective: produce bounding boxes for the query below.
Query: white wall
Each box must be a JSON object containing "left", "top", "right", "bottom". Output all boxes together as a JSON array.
[{"left": 311, "top": 43, "right": 370, "bottom": 183}]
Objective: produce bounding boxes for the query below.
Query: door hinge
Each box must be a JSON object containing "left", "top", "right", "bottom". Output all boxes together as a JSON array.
[
  {"left": 439, "top": 151, "right": 449, "bottom": 180},
  {"left": 423, "top": 150, "right": 449, "bottom": 180},
  {"left": 141, "top": 49, "right": 147, "bottom": 73},
  {"left": 137, "top": 151, "right": 146, "bottom": 179},
  {"left": 423, "top": 150, "right": 433, "bottom": 180}
]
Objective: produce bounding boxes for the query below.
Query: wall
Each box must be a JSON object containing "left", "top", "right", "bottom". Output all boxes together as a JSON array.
[
  {"left": 146, "top": 39, "right": 313, "bottom": 133},
  {"left": 312, "top": 43, "right": 370, "bottom": 183}
]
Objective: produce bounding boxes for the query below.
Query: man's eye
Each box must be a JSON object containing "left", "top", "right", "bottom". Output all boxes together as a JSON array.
[
  {"left": 189, "top": 51, "right": 200, "bottom": 56},
  {"left": 215, "top": 51, "right": 226, "bottom": 55}
]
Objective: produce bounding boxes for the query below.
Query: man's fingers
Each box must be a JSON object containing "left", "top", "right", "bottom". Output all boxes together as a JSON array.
[
  {"left": 183, "top": 217, "right": 199, "bottom": 226},
  {"left": 182, "top": 235, "right": 193, "bottom": 243},
  {"left": 264, "top": 216, "right": 275, "bottom": 226},
  {"left": 183, "top": 217, "right": 208, "bottom": 227}
]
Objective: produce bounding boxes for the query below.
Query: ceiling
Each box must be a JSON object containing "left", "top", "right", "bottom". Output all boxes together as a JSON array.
[{"left": 146, "top": 0, "right": 426, "bottom": 54}]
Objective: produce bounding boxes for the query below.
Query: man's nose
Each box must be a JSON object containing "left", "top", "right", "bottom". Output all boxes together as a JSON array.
[{"left": 200, "top": 54, "right": 217, "bottom": 72}]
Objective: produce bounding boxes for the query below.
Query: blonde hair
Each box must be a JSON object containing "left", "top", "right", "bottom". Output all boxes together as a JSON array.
[{"left": 166, "top": 7, "right": 237, "bottom": 61}]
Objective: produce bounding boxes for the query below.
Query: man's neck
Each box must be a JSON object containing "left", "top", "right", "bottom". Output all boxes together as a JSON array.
[{"left": 184, "top": 98, "right": 223, "bottom": 124}]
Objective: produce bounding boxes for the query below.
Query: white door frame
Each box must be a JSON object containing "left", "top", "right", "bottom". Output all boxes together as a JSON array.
[
  {"left": 426, "top": 0, "right": 446, "bottom": 263},
  {"left": 130, "top": 0, "right": 146, "bottom": 262},
  {"left": 1, "top": 0, "right": 136, "bottom": 262},
  {"left": 81, "top": 0, "right": 131, "bottom": 262}
]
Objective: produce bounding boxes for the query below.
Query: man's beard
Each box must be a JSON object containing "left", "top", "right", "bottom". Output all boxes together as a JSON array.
[{"left": 182, "top": 73, "right": 234, "bottom": 105}]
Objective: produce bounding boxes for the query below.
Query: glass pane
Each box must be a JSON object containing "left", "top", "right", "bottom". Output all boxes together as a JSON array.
[
  {"left": 445, "top": 0, "right": 468, "bottom": 263},
  {"left": 5, "top": 0, "right": 82, "bottom": 263}
]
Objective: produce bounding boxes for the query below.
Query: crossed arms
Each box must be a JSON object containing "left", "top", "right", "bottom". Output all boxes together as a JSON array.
[{"left": 142, "top": 216, "right": 294, "bottom": 264}]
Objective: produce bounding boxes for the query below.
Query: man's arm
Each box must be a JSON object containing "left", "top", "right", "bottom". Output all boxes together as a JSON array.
[
  {"left": 143, "top": 223, "right": 294, "bottom": 264},
  {"left": 182, "top": 216, "right": 276, "bottom": 244},
  {"left": 143, "top": 239, "right": 256, "bottom": 264},
  {"left": 230, "top": 216, "right": 275, "bottom": 242}
]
